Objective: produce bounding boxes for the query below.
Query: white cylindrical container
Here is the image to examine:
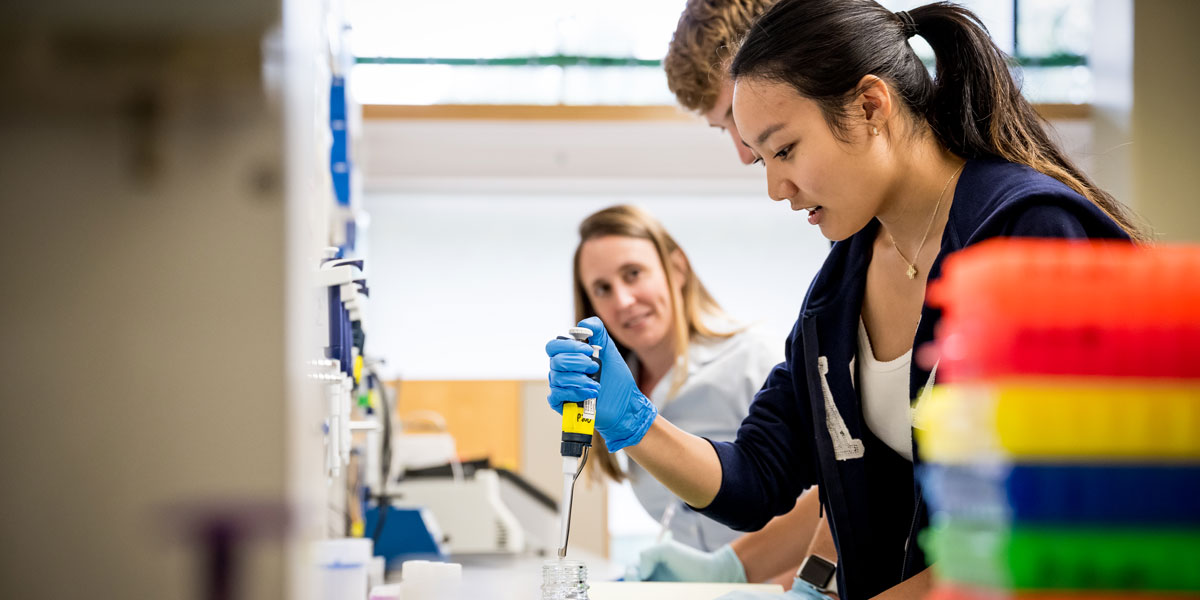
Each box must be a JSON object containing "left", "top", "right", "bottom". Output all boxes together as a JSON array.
[
  {"left": 314, "top": 538, "right": 373, "bottom": 600},
  {"left": 401, "top": 560, "right": 461, "bottom": 600},
  {"left": 368, "top": 583, "right": 402, "bottom": 600}
]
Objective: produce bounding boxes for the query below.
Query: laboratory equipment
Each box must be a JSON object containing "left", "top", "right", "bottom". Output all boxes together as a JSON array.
[
  {"left": 543, "top": 559, "right": 590, "bottom": 600},
  {"left": 384, "top": 467, "right": 525, "bottom": 555},
  {"left": 401, "top": 560, "right": 463, "bottom": 600},
  {"left": 385, "top": 460, "right": 558, "bottom": 555},
  {"left": 923, "top": 522, "right": 1200, "bottom": 589},
  {"left": 656, "top": 501, "right": 679, "bottom": 543},
  {"left": 557, "top": 327, "right": 601, "bottom": 558},
  {"left": 919, "top": 240, "right": 1200, "bottom": 596},
  {"left": 371, "top": 403, "right": 557, "bottom": 557},
  {"left": 368, "top": 583, "right": 402, "bottom": 600},
  {"left": 314, "top": 538, "right": 373, "bottom": 600},
  {"left": 921, "top": 463, "right": 1200, "bottom": 525},
  {"left": 366, "top": 404, "right": 560, "bottom": 557},
  {"left": 495, "top": 466, "right": 562, "bottom": 556},
  {"left": 363, "top": 505, "right": 446, "bottom": 565},
  {"left": 316, "top": 254, "right": 372, "bottom": 480},
  {"left": 362, "top": 561, "right": 463, "bottom": 600}
]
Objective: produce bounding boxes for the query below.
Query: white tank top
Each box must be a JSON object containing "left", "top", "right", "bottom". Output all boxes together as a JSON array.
[{"left": 856, "top": 318, "right": 914, "bottom": 461}]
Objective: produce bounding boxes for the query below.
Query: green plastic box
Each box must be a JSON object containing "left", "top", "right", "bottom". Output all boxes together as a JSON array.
[{"left": 921, "top": 520, "right": 1200, "bottom": 591}]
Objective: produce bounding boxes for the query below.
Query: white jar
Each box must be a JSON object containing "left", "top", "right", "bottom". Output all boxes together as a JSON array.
[{"left": 314, "top": 538, "right": 373, "bottom": 600}]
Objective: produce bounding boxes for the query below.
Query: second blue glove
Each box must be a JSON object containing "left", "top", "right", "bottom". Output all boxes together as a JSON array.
[{"left": 546, "top": 316, "right": 658, "bottom": 451}]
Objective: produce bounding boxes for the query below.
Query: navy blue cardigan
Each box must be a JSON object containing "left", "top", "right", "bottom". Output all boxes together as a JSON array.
[{"left": 696, "top": 159, "right": 1131, "bottom": 599}]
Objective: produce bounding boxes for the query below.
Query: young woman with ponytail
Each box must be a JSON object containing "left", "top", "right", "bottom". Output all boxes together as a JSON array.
[{"left": 546, "top": 2, "right": 1144, "bottom": 599}]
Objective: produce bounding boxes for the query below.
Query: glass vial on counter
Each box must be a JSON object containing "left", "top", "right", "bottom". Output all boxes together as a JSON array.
[{"left": 541, "top": 559, "right": 589, "bottom": 600}]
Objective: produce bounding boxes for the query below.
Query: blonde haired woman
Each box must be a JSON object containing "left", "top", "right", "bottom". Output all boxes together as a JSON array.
[{"left": 572, "top": 205, "right": 816, "bottom": 579}]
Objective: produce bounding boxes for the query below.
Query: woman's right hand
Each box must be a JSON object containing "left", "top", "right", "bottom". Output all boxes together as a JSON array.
[
  {"left": 545, "top": 316, "right": 658, "bottom": 451},
  {"left": 636, "top": 535, "right": 747, "bottom": 583}
]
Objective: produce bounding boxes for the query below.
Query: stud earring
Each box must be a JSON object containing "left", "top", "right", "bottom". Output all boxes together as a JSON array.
[{"left": 871, "top": 125, "right": 880, "bottom": 136}]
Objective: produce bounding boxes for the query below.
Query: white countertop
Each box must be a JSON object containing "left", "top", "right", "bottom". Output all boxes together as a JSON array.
[{"left": 409, "top": 551, "right": 784, "bottom": 600}]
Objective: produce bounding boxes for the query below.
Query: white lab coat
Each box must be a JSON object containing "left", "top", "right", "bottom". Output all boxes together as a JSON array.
[{"left": 626, "top": 325, "right": 783, "bottom": 551}]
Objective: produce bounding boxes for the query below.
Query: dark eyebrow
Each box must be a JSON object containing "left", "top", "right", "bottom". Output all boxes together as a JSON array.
[{"left": 755, "top": 123, "right": 786, "bottom": 146}]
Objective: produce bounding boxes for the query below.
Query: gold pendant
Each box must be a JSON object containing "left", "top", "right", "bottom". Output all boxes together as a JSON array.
[{"left": 906, "top": 264, "right": 918, "bottom": 280}]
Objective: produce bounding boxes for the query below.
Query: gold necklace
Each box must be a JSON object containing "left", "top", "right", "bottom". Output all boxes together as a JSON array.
[{"left": 890, "top": 161, "right": 966, "bottom": 280}]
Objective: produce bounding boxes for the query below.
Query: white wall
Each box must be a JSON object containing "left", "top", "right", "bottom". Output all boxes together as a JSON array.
[{"left": 365, "top": 187, "right": 828, "bottom": 379}]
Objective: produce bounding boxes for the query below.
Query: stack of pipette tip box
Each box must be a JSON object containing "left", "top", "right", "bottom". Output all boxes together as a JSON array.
[{"left": 916, "top": 239, "right": 1200, "bottom": 600}]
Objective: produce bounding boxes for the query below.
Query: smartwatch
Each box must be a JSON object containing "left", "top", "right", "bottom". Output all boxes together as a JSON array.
[{"left": 797, "top": 554, "right": 837, "bottom": 593}]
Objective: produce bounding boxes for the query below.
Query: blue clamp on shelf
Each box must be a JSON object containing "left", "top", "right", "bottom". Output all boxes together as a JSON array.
[{"left": 329, "top": 76, "right": 352, "bottom": 208}]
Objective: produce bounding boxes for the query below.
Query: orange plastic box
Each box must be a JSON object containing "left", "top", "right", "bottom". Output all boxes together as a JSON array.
[
  {"left": 927, "top": 240, "right": 1200, "bottom": 382},
  {"left": 929, "top": 239, "right": 1200, "bottom": 328}
]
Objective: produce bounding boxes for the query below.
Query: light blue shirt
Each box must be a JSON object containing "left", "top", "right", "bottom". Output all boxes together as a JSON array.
[{"left": 626, "top": 326, "right": 782, "bottom": 551}]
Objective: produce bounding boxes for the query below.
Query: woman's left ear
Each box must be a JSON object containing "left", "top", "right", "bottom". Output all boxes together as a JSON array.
[
  {"left": 855, "top": 75, "right": 893, "bottom": 132},
  {"left": 668, "top": 249, "right": 689, "bottom": 285}
]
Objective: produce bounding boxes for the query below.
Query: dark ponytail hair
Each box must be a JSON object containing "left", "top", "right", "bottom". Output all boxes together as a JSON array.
[{"left": 730, "top": 0, "right": 1146, "bottom": 241}]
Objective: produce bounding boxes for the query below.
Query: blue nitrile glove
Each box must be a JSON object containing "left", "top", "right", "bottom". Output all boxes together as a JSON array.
[
  {"left": 715, "top": 578, "right": 837, "bottom": 600},
  {"left": 545, "top": 316, "right": 657, "bottom": 451},
  {"left": 636, "top": 534, "right": 747, "bottom": 583}
]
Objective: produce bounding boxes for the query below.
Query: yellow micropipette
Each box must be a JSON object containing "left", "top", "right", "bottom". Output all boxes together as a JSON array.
[{"left": 556, "top": 326, "right": 601, "bottom": 558}]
